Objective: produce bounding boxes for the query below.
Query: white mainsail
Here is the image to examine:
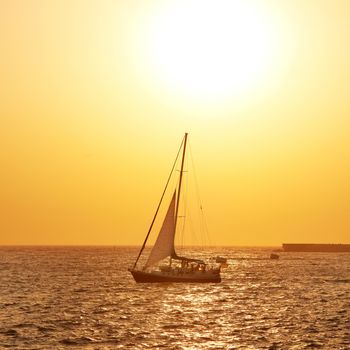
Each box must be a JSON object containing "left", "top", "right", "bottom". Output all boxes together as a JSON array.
[{"left": 145, "top": 191, "right": 176, "bottom": 267}]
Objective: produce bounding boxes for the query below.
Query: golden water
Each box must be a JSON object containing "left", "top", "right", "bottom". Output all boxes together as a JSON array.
[{"left": 0, "top": 246, "right": 349, "bottom": 349}]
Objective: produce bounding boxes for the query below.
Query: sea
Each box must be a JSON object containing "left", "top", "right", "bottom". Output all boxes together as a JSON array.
[{"left": 0, "top": 246, "right": 349, "bottom": 350}]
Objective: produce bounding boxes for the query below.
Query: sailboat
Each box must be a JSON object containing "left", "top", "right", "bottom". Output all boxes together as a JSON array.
[{"left": 129, "top": 133, "right": 221, "bottom": 283}]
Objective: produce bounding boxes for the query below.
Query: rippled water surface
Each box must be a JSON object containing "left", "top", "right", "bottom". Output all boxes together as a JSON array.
[{"left": 0, "top": 246, "right": 349, "bottom": 349}]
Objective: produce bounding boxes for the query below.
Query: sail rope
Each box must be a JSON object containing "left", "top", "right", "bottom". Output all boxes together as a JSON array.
[
  {"left": 188, "top": 141, "right": 212, "bottom": 247},
  {"left": 179, "top": 161, "right": 189, "bottom": 250},
  {"left": 178, "top": 177, "right": 186, "bottom": 251}
]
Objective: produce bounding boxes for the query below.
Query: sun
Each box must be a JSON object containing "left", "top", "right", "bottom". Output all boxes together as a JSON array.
[{"left": 141, "top": 1, "right": 277, "bottom": 101}]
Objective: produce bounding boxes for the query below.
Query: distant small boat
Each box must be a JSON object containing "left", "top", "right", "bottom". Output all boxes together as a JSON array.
[
  {"left": 129, "top": 133, "right": 221, "bottom": 283},
  {"left": 270, "top": 253, "right": 279, "bottom": 260}
]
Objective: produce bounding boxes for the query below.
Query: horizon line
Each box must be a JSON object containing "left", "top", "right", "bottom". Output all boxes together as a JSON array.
[{"left": 0, "top": 244, "right": 283, "bottom": 247}]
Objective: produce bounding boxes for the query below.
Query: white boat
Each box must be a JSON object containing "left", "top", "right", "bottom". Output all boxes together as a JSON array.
[{"left": 129, "top": 133, "right": 221, "bottom": 283}]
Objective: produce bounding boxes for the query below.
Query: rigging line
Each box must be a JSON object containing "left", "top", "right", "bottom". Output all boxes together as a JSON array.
[
  {"left": 132, "top": 135, "right": 185, "bottom": 269},
  {"left": 179, "top": 212, "right": 186, "bottom": 251},
  {"left": 175, "top": 176, "right": 185, "bottom": 252},
  {"left": 188, "top": 141, "right": 202, "bottom": 247},
  {"left": 188, "top": 140, "right": 212, "bottom": 246},
  {"left": 202, "top": 209, "right": 211, "bottom": 247},
  {"left": 188, "top": 141, "right": 202, "bottom": 205},
  {"left": 179, "top": 165, "right": 189, "bottom": 250},
  {"left": 188, "top": 211, "right": 199, "bottom": 246},
  {"left": 176, "top": 168, "right": 187, "bottom": 252}
]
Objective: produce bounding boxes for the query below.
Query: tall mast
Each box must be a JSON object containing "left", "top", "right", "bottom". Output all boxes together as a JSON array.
[{"left": 174, "top": 132, "right": 188, "bottom": 233}]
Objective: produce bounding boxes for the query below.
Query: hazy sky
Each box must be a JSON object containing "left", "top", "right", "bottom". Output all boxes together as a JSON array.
[{"left": 2, "top": 0, "right": 350, "bottom": 245}]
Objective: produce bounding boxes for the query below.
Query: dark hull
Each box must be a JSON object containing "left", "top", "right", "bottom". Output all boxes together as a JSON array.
[
  {"left": 283, "top": 243, "right": 350, "bottom": 252},
  {"left": 129, "top": 269, "right": 221, "bottom": 283}
]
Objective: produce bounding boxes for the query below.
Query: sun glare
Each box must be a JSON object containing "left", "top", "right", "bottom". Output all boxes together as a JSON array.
[{"left": 142, "top": 1, "right": 277, "bottom": 101}]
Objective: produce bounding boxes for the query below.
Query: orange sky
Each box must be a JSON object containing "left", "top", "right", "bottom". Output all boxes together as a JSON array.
[{"left": 1, "top": 0, "right": 350, "bottom": 245}]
